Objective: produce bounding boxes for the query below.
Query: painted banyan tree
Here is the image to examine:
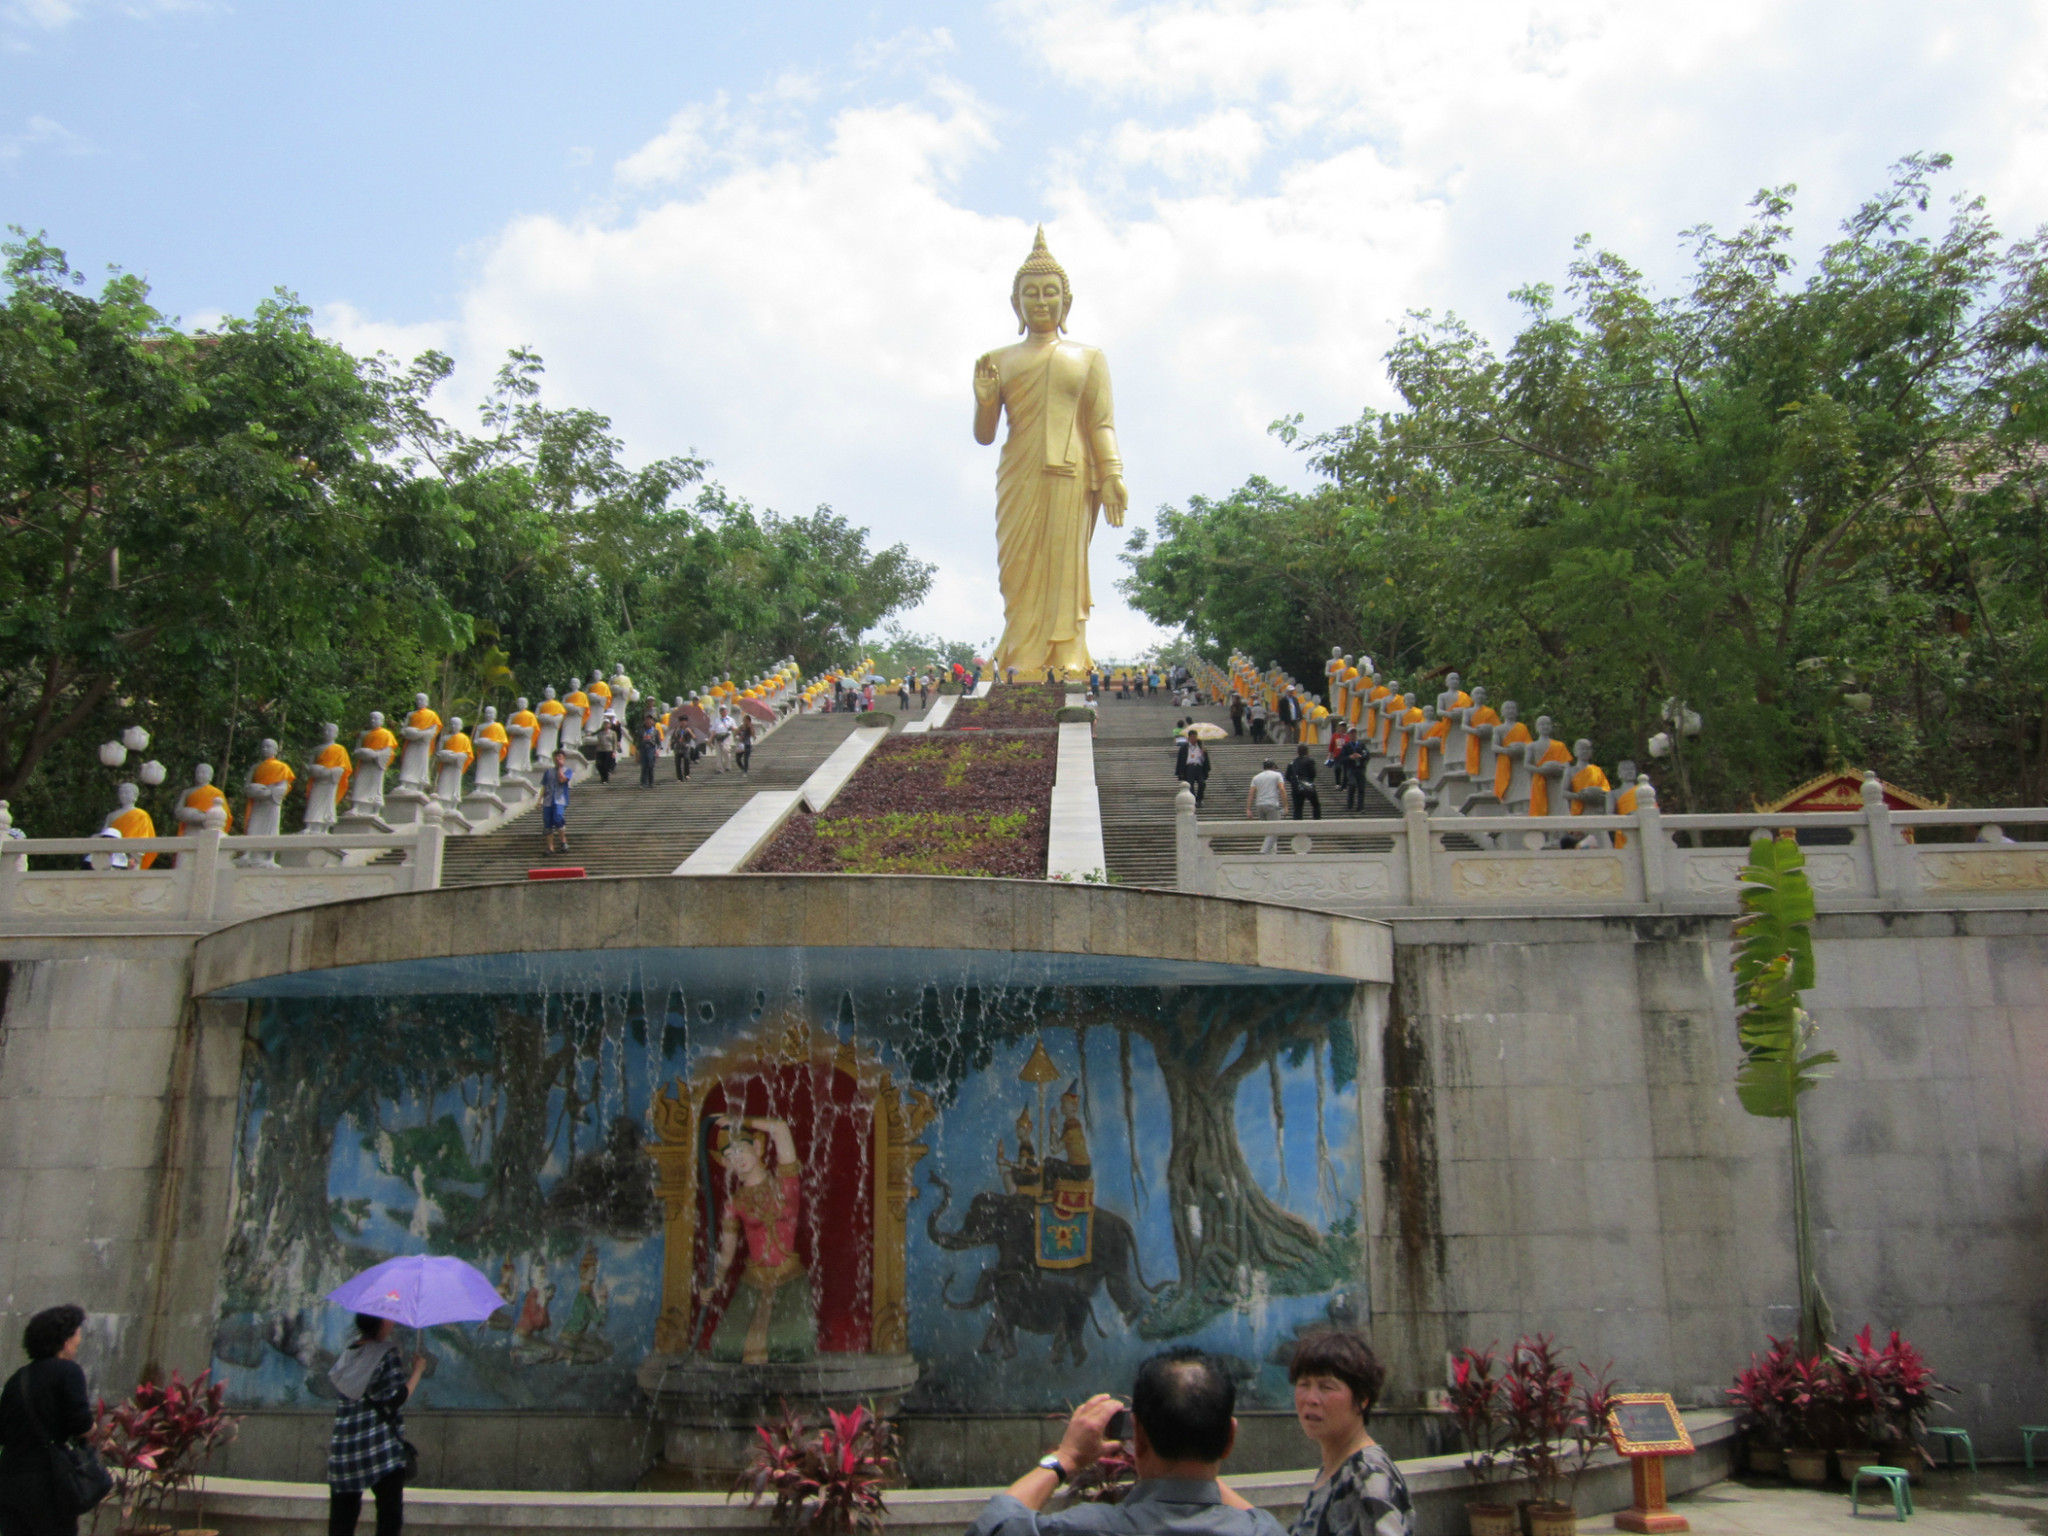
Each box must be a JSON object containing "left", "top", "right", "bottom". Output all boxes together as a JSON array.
[{"left": 212, "top": 962, "right": 1368, "bottom": 1416}]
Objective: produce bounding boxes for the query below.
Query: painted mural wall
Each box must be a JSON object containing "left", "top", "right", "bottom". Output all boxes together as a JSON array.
[{"left": 212, "top": 963, "right": 1368, "bottom": 1417}]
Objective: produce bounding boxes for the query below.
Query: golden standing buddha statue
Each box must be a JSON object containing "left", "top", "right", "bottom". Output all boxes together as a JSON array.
[{"left": 973, "top": 228, "right": 1127, "bottom": 681}]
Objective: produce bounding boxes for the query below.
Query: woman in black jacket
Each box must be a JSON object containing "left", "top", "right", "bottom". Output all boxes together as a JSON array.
[{"left": 0, "top": 1303, "right": 94, "bottom": 1536}]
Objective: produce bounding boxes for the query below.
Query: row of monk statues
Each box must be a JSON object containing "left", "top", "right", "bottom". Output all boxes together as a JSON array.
[
  {"left": 1199, "top": 649, "right": 1651, "bottom": 838},
  {"left": 66, "top": 660, "right": 817, "bottom": 860}
]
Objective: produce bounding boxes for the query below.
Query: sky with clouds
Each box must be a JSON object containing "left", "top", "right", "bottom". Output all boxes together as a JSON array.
[{"left": 8, "top": 1, "right": 2048, "bottom": 659}]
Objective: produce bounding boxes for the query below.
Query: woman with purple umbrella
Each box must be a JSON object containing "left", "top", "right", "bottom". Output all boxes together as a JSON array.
[
  {"left": 323, "top": 1253, "right": 503, "bottom": 1535},
  {"left": 326, "top": 1312, "right": 424, "bottom": 1535}
]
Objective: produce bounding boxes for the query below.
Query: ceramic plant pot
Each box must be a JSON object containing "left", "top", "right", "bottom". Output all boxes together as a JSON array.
[
  {"left": 1836, "top": 1446, "right": 1876, "bottom": 1481},
  {"left": 1747, "top": 1441, "right": 1785, "bottom": 1476},
  {"left": 1466, "top": 1502, "right": 1517, "bottom": 1535},
  {"left": 1526, "top": 1501, "right": 1579, "bottom": 1536},
  {"left": 1876, "top": 1443, "right": 1928, "bottom": 1483},
  {"left": 1785, "top": 1447, "right": 1830, "bottom": 1484}
]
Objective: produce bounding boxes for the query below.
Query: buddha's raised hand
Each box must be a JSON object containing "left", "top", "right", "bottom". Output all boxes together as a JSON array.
[{"left": 973, "top": 353, "right": 1001, "bottom": 405}]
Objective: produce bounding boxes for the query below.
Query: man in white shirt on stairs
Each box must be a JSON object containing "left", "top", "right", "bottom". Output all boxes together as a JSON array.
[{"left": 1246, "top": 758, "right": 1287, "bottom": 854}]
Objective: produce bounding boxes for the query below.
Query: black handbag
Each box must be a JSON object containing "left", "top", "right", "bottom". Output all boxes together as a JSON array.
[
  {"left": 371, "top": 1399, "right": 420, "bottom": 1484},
  {"left": 19, "top": 1375, "right": 112, "bottom": 1518}
]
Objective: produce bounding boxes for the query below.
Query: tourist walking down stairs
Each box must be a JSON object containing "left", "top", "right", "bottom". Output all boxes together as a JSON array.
[{"left": 540, "top": 750, "right": 573, "bottom": 855}]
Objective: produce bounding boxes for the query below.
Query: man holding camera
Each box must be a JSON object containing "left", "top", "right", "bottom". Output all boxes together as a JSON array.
[{"left": 970, "top": 1348, "right": 1283, "bottom": 1534}]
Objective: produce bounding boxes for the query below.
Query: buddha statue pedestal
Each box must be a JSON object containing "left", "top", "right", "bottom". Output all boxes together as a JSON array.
[{"left": 635, "top": 1354, "right": 919, "bottom": 1492}]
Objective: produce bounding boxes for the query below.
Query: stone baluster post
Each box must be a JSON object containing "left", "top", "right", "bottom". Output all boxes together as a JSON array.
[
  {"left": 186, "top": 811, "right": 227, "bottom": 923},
  {"left": 415, "top": 801, "right": 447, "bottom": 890},
  {"left": 1633, "top": 777, "right": 1666, "bottom": 901},
  {"left": 1401, "top": 778, "right": 1433, "bottom": 905},
  {"left": 1861, "top": 769, "right": 1910, "bottom": 901},
  {"left": 1174, "top": 784, "right": 1204, "bottom": 894}
]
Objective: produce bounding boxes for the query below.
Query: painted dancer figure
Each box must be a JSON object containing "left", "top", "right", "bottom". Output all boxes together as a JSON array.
[{"left": 706, "top": 1114, "right": 816, "bottom": 1364}]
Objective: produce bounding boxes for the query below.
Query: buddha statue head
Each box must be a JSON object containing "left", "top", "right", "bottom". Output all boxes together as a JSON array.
[
  {"left": 257, "top": 738, "right": 279, "bottom": 762},
  {"left": 191, "top": 763, "right": 214, "bottom": 787},
  {"left": 413, "top": 693, "right": 429, "bottom": 712},
  {"left": 318, "top": 723, "right": 339, "bottom": 746},
  {"left": 1499, "top": 701, "right": 1518, "bottom": 725},
  {"left": 114, "top": 781, "right": 138, "bottom": 812},
  {"left": 515, "top": 697, "right": 529, "bottom": 713},
  {"left": 481, "top": 706, "right": 497, "bottom": 724},
  {"left": 569, "top": 677, "right": 582, "bottom": 693},
  {"left": 1470, "top": 685, "right": 1487, "bottom": 708},
  {"left": 367, "top": 711, "right": 386, "bottom": 730},
  {"left": 1617, "top": 759, "right": 1638, "bottom": 787},
  {"left": 448, "top": 717, "right": 465, "bottom": 736},
  {"left": 1012, "top": 226, "right": 1072, "bottom": 336},
  {"left": 1533, "top": 714, "right": 1554, "bottom": 743},
  {"left": 1574, "top": 738, "right": 1594, "bottom": 767}
]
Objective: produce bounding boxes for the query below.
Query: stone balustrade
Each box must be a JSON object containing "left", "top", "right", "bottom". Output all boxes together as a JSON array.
[
  {"left": 0, "top": 825, "right": 443, "bottom": 931},
  {"left": 1177, "top": 776, "right": 2048, "bottom": 913}
]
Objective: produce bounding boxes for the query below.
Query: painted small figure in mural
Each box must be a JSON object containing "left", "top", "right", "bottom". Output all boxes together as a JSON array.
[
  {"left": 511, "top": 1260, "right": 554, "bottom": 1362},
  {"left": 555, "top": 1245, "right": 613, "bottom": 1365},
  {"left": 997, "top": 1104, "right": 1041, "bottom": 1196},
  {"left": 706, "top": 1114, "right": 817, "bottom": 1364}
]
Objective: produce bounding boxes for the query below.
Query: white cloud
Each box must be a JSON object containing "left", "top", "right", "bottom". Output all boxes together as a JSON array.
[
  {"left": 315, "top": 1, "right": 2048, "bottom": 664},
  {"left": 0, "top": 112, "right": 87, "bottom": 161}
]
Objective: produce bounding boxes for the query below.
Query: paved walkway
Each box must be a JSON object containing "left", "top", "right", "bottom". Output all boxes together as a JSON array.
[{"left": 1581, "top": 1470, "right": 2048, "bottom": 1534}]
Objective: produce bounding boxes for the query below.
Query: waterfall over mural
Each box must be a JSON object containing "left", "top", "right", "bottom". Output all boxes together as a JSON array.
[{"left": 210, "top": 946, "right": 1369, "bottom": 1419}]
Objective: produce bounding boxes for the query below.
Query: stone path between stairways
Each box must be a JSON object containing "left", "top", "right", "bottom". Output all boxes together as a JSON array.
[
  {"left": 438, "top": 709, "right": 882, "bottom": 885},
  {"left": 1091, "top": 688, "right": 1399, "bottom": 890}
]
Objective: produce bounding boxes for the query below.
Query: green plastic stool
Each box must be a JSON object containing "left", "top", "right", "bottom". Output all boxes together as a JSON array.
[
  {"left": 2024, "top": 1426, "right": 2048, "bottom": 1470},
  {"left": 1852, "top": 1465, "right": 1914, "bottom": 1522},
  {"left": 1925, "top": 1426, "right": 1976, "bottom": 1473}
]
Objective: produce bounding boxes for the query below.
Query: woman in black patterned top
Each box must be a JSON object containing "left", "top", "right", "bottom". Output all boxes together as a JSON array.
[
  {"left": 327, "top": 1313, "right": 426, "bottom": 1535},
  {"left": 1287, "top": 1331, "right": 1412, "bottom": 1535}
]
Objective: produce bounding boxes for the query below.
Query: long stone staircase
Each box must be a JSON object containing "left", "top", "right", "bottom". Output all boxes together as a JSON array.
[
  {"left": 1092, "top": 689, "right": 1398, "bottom": 889},
  {"left": 438, "top": 712, "right": 871, "bottom": 885}
]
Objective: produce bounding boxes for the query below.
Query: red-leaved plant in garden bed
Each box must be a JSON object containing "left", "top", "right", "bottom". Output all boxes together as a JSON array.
[
  {"left": 1448, "top": 1344, "right": 1512, "bottom": 1487},
  {"left": 945, "top": 683, "right": 1067, "bottom": 730},
  {"left": 92, "top": 1368, "right": 240, "bottom": 1535},
  {"left": 752, "top": 733, "right": 1055, "bottom": 876},
  {"left": 1498, "top": 1335, "right": 1618, "bottom": 1518},
  {"left": 733, "top": 1400, "right": 897, "bottom": 1534}
]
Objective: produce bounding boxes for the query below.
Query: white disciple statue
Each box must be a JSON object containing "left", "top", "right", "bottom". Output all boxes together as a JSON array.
[
  {"left": 242, "top": 739, "right": 294, "bottom": 845},
  {"left": 397, "top": 692, "right": 443, "bottom": 789},
  {"left": 350, "top": 712, "right": 397, "bottom": 815},
  {"left": 505, "top": 698, "right": 538, "bottom": 778},
  {"left": 302, "top": 723, "right": 351, "bottom": 835},
  {"left": 972, "top": 227, "right": 1126, "bottom": 682}
]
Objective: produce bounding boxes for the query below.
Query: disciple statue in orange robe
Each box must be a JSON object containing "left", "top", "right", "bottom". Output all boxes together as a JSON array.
[
  {"left": 1526, "top": 717, "right": 1574, "bottom": 817},
  {"left": 303, "top": 724, "right": 351, "bottom": 834},
  {"left": 507, "top": 698, "right": 540, "bottom": 777},
  {"left": 1464, "top": 687, "right": 1502, "bottom": 777},
  {"left": 1492, "top": 707, "right": 1532, "bottom": 801},
  {"left": 102, "top": 782, "right": 157, "bottom": 868},
  {"left": 973, "top": 228, "right": 1128, "bottom": 680},
  {"left": 351, "top": 712, "right": 398, "bottom": 815},
  {"left": 174, "top": 764, "right": 231, "bottom": 836},
  {"left": 243, "top": 740, "right": 295, "bottom": 841},
  {"left": 397, "top": 694, "right": 443, "bottom": 789}
]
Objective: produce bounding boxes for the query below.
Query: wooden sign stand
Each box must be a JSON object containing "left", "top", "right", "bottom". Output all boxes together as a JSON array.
[{"left": 1605, "top": 1392, "right": 1694, "bottom": 1535}]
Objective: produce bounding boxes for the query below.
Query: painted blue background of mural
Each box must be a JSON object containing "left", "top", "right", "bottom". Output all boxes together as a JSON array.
[{"left": 211, "top": 963, "right": 1365, "bottom": 1417}]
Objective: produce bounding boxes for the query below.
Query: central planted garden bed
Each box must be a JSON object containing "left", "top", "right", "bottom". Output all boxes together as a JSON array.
[
  {"left": 945, "top": 681, "right": 1066, "bottom": 729},
  {"left": 751, "top": 725, "right": 1056, "bottom": 877}
]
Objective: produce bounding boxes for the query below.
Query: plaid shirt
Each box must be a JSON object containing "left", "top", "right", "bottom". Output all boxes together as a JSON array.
[
  {"left": 327, "top": 1344, "right": 409, "bottom": 1492},
  {"left": 1290, "top": 1443, "right": 1412, "bottom": 1536}
]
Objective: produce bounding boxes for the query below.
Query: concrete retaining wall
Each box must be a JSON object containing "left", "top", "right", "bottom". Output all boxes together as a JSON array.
[
  {"left": 1364, "top": 906, "right": 2048, "bottom": 1461},
  {"left": 1, "top": 889, "right": 2041, "bottom": 1490}
]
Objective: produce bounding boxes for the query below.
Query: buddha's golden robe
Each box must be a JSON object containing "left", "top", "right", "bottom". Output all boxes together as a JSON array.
[
  {"left": 1418, "top": 716, "right": 1449, "bottom": 781},
  {"left": 986, "top": 339, "right": 1123, "bottom": 676},
  {"left": 441, "top": 731, "right": 475, "bottom": 774},
  {"left": 1569, "top": 762, "right": 1611, "bottom": 815},
  {"left": 247, "top": 757, "right": 294, "bottom": 825},
  {"left": 477, "top": 721, "right": 509, "bottom": 764}
]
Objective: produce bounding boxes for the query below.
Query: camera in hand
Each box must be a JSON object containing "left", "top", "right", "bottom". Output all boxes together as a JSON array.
[{"left": 1105, "top": 1408, "right": 1132, "bottom": 1444}]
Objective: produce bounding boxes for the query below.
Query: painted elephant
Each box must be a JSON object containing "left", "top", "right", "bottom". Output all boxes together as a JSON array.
[{"left": 925, "top": 1175, "right": 1163, "bottom": 1365}]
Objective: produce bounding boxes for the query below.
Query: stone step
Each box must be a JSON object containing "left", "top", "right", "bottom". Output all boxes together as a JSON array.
[{"left": 438, "top": 713, "right": 871, "bottom": 885}]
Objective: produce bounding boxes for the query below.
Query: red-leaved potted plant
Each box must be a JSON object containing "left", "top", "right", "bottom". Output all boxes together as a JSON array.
[
  {"left": 1500, "top": 1335, "right": 1619, "bottom": 1536},
  {"left": 1448, "top": 1345, "right": 1515, "bottom": 1536},
  {"left": 1830, "top": 1325, "right": 1951, "bottom": 1483},
  {"left": 734, "top": 1399, "right": 897, "bottom": 1534},
  {"left": 92, "top": 1369, "right": 240, "bottom": 1534},
  {"left": 1779, "top": 1351, "right": 1844, "bottom": 1484},
  {"left": 1729, "top": 1337, "right": 1801, "bottom": 1475}
]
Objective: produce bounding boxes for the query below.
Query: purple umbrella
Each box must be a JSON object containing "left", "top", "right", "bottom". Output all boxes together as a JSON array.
[{"left": 326, "top": 1255, "right": 506, "bottom": 1331}]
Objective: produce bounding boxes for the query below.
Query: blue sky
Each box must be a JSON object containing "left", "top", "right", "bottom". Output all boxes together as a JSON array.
[{"left": 8, "top": 1, "right": 2047, "bottom": 655}]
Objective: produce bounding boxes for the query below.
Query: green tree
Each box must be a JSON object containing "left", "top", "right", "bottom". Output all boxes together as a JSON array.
[{"left": 1123, "top": 157, "right": 2048, "bottom": 809}]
